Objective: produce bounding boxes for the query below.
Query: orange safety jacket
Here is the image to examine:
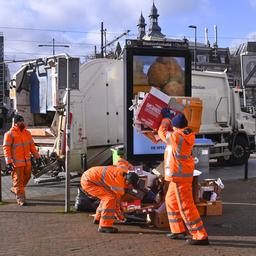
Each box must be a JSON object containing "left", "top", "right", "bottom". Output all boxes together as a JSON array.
[
  {"left": 158, "top": 118, "right": 195, "bottom": 183},
  {"left": 3, "top": 125, "right": 40, "bottom": 167},
  {"left": 83, "top": 166, "right": 126, "bottom": 198}
]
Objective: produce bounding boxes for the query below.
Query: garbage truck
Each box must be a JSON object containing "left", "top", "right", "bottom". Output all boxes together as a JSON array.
[{"left": 192, "top": 70, "right": 256, "bottom": 165}]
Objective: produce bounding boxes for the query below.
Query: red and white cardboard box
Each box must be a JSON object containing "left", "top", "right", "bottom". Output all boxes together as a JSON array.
[
  {"left": 137, "top": 87, "right": 170, "bottom": 131},
  {"left": 121, "top": 200, "right": 141, "bottom": 212}
]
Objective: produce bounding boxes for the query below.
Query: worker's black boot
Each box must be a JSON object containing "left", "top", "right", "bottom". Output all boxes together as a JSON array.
[
  {"left": 166, "top": 232, "right": 187, "bottom": 240},
  {"left": 98, "top": 227, "right": 118, "bottom": 233},
  {"left": 186, "top": 238, "right": 210, "bottom": 245}
]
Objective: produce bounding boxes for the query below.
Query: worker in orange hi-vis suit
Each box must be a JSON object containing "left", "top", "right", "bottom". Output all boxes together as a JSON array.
[
  {"left": 81, "top": 164, "right": 139, "bottom": 233},
  {"left": 3, "top": 114, "right": 41, "bottom": 206},
  {"left": 158, "top": 109, "right": 209, "bottom": 246},
  {"left": 92, "top": 157, "right": 133, "bottom": 224}
]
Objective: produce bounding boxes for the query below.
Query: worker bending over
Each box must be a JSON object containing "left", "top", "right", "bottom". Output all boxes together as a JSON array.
[
  {"left": 81, "top": 158, "right": 139, "bottom": 233},
  {"left": 3, "top": 114, "right": 41, "bottom": 206},
  {"left": 158, "top": 109, "right": 209, "bottom": 245}
]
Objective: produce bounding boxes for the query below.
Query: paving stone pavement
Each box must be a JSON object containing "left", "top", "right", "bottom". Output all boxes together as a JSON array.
[
  {"left": 1, "top": 158, "right": 256, "bottom": 256},
  {"left": 1, "top": 178, "right": 256, "bottom": 256}
]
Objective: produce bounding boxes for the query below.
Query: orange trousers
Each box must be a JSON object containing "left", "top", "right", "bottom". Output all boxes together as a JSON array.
[
  {"left": 11, "top": 165, "right": 31, "bottom": 198},
  {"left": 81, "top": 179, "right": 117, "bottom": 228},
  {"left": 165, "top": 181, "right": 208, "bottom": 240}
]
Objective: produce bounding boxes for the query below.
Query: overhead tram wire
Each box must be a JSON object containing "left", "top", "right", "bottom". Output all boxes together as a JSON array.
[
  {"left": 0, "top": 26, "right": 251, "bottom": 41},
  {"left": 0, "top": 26, "right": 124, "bottom": 35},
  {"left": 5, "top": 39, "right": 100, "bottom": 46}
]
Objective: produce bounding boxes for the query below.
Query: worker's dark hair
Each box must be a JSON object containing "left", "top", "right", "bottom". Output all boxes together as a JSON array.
[
  {"left": 125, "top": 172, "right": 139, "bottom": 188},
  {"left": 13, "top": 114, "right": 24, "bottom": 124},
  {"left": 171, "top": 113, "right": 188, "bottom": 128}
]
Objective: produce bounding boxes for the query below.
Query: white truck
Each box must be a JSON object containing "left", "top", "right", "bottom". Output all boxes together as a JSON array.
[
  {"left": 9, "top": 57, "right": 256, "bottom": 179},
  {"left": 8, "top": 57, "right": 123, "bottom": 179},
  {"left": 192, "top": 70, "right": 256, "bottom": 165}
]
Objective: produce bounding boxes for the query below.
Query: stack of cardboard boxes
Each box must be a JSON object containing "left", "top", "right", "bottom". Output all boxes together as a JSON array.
[
  {"left": 132, "top": 87, "right": 203, "bottom": 144},
  {"left": 195, "top": 178, "right": 224, "bottom": 216},
  {"left": 120, "top": 164, "right": 224, "bottom": 228}
]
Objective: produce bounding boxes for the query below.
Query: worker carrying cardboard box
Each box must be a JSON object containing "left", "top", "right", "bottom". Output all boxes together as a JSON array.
[
  {"left": 80, "top": 158, "right": 139, "bottom": 233},
  {"left": 158, "top": 109, "right": 209, "bottom": 246}
]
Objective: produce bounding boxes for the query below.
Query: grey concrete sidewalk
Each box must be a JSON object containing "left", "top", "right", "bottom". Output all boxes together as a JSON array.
[
  {"left": 1, "top": 156, "right": 256, "bottom": 256},
  {"left": 1, "top": 178, "right": 256, "bottom": 256}
]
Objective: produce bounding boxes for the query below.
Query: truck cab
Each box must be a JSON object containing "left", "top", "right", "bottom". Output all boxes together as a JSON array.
[{"left": 192, "top": 70, "right": 256, "bottom": 164}]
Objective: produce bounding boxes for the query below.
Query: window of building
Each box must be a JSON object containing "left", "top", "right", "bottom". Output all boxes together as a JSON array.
[
  {"left": 220, "top": 55, "right": 226, "bottom": 64},
  {"left": 197, "top": 55, "right": 209, "bottom": 63}
]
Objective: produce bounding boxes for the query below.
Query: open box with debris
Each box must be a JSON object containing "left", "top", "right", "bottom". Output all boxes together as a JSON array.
[{"left": 120, "top": 163, "right": 224, "bottom": 228}]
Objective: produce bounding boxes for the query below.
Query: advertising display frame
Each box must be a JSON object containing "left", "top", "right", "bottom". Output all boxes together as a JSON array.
[
  {"left": 241, "top": 54, "right": 256, "bottom": 87},
  {"left": 124, "top": 43, "right": 192, "bottom": 163}
]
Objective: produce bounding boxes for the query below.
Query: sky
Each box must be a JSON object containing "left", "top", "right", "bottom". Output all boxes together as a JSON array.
[{"left": 1, "top": 0, "right": 256, "bottom": 75}]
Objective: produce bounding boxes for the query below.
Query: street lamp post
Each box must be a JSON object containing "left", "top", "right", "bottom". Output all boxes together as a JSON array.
[{"left": 188, "top": 25, "right": 197, "bottom": 70}]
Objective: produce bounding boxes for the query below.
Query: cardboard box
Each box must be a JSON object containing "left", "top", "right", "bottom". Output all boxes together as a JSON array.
[
  {"left": 196, "top": 200, "right": 223, "bottom": 216},
  {"left": 199, "top": 179, "right": 224, "bottom": 201},
  {"left": 121, "top": 200, "right": 141, "bottom": 213},
  {"left": 150, "top": 202, "right": 169, "bottom": 228},
  {"left": 150, "top": 211, "right": 169, "bottom": 228},
  {"left": 196, "top": 203, "right": 207, "bottom": 216},
  {"left": 137, "top": 87, "right": 170, "bottom": 131},
  {"left": 168, "top": 96, "right": 203, "bottom": 133},
  {"left": 206, "top": 200, "right": 223, "bottom": 216}
]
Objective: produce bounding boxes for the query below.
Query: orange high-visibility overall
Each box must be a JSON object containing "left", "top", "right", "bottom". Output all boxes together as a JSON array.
[
  {"left": 158, "top": 118, "right": 208, "bottom": 240},
  {"left": 81, "top": 165, "right": 126, "bottom": 227},
  {"left": 3, "top": 125, "right": 40, "bottom": 198}
]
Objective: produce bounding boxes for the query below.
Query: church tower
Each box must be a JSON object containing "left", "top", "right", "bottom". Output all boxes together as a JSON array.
[
  {"left": 137, "top": 12, "right": 146, "bottom": 40},
  {"left": 146, "top": 2, "right": 165, "bottom": 40}
]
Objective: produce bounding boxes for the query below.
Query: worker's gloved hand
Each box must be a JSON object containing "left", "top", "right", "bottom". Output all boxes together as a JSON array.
[
  {"left": 115, "top": 211, "right": 126, "bottom": 222},
  {"left": 116, "top": 214, "right": 127, "bottom": 223},
  {"left": 35, "top": 157, "right": 42, "bottom": 167},
  {"left": 161, "top": 107, "right": 175, "bottom": 119},
  {"left": 6, "top": 163, "right": 14, "bottom": 173}
]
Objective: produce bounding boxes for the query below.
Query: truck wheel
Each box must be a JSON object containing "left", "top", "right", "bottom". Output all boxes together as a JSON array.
[{"left": 230, "top": 136, "right": 249, "bottom": 165}]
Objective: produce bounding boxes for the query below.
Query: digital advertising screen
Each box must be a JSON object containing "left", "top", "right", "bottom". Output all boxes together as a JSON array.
[{"left": 124, "top": 43, "right": 191, "bottom": 162}]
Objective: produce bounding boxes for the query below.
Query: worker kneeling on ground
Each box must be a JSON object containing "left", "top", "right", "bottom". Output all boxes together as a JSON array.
[
  {"left": 158, "top": 109, "right": 209, "bottom": 246},
  {"left": 81, "top": 159, "right": 139, "bottom": 233}
]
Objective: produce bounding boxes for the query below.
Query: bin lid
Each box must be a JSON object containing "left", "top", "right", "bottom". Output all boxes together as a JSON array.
[
  {"left": 195, "top": 138, "right": 214, "bottom": 146},
  {"left": 110, "top": 144, "right": 124, "bottom": 155}
]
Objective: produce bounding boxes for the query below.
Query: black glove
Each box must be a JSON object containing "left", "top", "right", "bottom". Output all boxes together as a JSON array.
[
  {"left": 161, "top": 107, "right": 175, "bottom": 119},
  {"left": 35, "top": 157, "right": 42, "bottom": 167},
  {"left": 6, "top": 163, "right": 14, "bottom": 173}
]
